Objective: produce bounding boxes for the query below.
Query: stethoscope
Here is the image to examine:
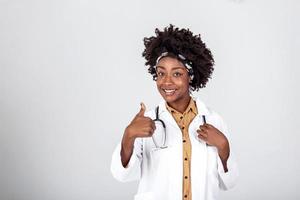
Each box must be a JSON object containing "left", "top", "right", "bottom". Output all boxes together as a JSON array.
[{"left": 152, "top": 106, "right": 207, "bottom": 149}]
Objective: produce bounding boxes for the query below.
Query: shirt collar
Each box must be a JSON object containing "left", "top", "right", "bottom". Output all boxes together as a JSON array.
[
  {"left": 158, "top": 96, "right": 210, "bottom": 116},
  {"left": 165, "top": 97, "right": 197, "bottom": 115}
]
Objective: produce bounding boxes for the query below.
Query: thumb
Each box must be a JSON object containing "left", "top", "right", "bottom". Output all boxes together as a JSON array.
[{"left": 137, "top": 102, "right": 146, "bottom": 117}]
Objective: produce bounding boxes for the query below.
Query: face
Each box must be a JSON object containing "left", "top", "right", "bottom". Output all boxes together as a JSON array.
[{"left": 155, "top": 56, "right": 191, "bottom": 106}]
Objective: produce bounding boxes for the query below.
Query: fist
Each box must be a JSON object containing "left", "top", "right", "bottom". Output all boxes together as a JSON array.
[
  {"left": 196, "top": 123, "right": 228, "bottom": 149},
  {"left": 125, "top": 103, "right": 156, "bottom": 139}
]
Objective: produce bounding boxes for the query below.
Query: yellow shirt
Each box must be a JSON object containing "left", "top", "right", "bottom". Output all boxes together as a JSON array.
[{"left": 166, "top": 98, "right": 198, "bottom": 200}]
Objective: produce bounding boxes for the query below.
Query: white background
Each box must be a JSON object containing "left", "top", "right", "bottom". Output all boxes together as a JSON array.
[{"left": 0, "top": 0, "right": 299, "bottom": 199}]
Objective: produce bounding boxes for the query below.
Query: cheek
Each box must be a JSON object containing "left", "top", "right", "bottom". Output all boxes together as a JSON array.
[
  {"left": 176, "top": 78, "right": 189, "bottom": 89},
  {"left": 156, "top": 81, "right": 163, "bottom": 92},
  {"left": 156, "top": 80, "right": 161, "bottom": 88}
]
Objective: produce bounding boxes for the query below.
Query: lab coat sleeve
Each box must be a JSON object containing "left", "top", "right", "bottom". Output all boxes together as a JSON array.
[
  {"left": 110, "top": 138, "right": 143, "bottom": 182},
  {"left": 216, "top": 114, "right": 239, "bottom": 190}
]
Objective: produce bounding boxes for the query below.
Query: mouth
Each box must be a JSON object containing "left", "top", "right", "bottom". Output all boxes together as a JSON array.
[{"left": 162, "top": 88, "right": 177, "bottom": 96}]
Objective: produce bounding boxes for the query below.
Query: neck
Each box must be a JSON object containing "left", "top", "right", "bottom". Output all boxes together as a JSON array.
[{"left": 167, "top": 95, "right": 191, "bottom": 114}]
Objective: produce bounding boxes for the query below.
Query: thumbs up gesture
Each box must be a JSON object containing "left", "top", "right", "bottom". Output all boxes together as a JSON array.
[
  {"left": 120, "top": 103, "right": 156, "bottom": 167},
  {"left": 125, "top": 103, "right": 156, "bottom": 140},
  {"left": 137, "top": 102, "right": 146, "bottom": 117}
]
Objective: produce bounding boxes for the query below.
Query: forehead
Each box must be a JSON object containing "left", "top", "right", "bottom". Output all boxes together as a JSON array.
[{"left": 156, "top": 56, "right": 186, "bottom": 70}]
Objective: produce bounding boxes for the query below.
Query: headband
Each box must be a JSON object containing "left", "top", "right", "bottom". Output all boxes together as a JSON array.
[{"left": 155, "top": 52, "right": 194, "bottom": 81}]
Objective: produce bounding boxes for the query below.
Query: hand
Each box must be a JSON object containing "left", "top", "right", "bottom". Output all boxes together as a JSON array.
[
  {"left": 196, "top": 123, "right": 228, "bottom": 149},
  {"left": 125, "top": 103, "right": 156, "bottom": 140},
  {"left": 197, "top": 123, "right": 230, "bottom": 172},
  {"left": 121, "top": 103, "right": 156, "bottom": 167}
]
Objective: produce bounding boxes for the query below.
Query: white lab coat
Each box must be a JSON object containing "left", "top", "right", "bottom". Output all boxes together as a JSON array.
[{"left": 111, "top": 97, "right": 238, "bottom": 200}]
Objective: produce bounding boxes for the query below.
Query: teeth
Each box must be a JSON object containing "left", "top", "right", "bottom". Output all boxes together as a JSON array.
[{"left": 163, "top": 89, "right": 175, "bottom": 93}]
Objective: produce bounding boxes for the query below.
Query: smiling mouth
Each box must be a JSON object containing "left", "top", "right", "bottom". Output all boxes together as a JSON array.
[{"left": 162, "top": 89, "right": 176, "bottom": 95}]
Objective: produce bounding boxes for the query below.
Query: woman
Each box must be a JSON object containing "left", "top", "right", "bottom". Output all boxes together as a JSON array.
[{"left": 111, "top": 24, "right": 238, "bottom": 200}]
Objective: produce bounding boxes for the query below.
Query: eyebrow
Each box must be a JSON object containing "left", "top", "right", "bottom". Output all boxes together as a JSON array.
[{"left": 156, "top": 66, "right": 185, "bottom": 70}]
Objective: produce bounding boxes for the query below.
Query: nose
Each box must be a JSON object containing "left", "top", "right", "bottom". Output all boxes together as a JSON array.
[{"left": 162, "top": 74, "right": 173, "bottom": 84}]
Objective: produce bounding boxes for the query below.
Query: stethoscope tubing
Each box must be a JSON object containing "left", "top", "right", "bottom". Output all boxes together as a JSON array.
[{"left": 152, "top": 106, "right": 207, "bottom": 149}]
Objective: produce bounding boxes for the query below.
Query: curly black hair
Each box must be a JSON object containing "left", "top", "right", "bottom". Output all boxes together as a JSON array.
[{"left": 142, "top": 24, "right": 215, "bottom": 91}]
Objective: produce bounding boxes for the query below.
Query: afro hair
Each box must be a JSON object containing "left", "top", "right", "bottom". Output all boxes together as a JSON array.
[{"left": 142, "top": 24, "right": 215, "bottom": 91}]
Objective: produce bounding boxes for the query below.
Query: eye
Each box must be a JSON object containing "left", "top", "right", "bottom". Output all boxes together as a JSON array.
[
  {"left": 157, "top": 71, "right": 165, "bottom": 77},
  {"left": 173, "top": 72, "right": 183, "bottom": 77}
]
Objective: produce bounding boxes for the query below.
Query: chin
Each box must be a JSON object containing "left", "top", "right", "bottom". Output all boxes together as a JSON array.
[{"left": 163, "top": 95, "right": 180, "bottom": 104}]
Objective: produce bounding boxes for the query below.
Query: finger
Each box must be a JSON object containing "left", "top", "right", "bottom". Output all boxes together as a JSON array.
[
  {"left": 148, "top": 127, "right": 155, "bottom": 136},
  {"left": 198, "top": 133, "right": 207, "bottom": 141},
  {"left": 205, "top": 123, "right": 214, "bottom": 129},
  {"left": 200, "top": 124, "right": 207, "bottom": 129},
  {"left": 199, "top": 125, "right": 209, "bottom": 132},
  {"left": 146, "top": 126, "right": 154, "bottom": 133},
  {"left": 151, "top": 120, "right": 156, "bottom": 131},
  {"left": 197, "top": 129, "right": 207, "bottom": 137},
  {"left": 149, "top": 120, "right": 156, "bottom": 131},
  {"left": 142, "top": 127, "right": 153, "bottom": 137},
  {"left": 136, "top": 102, "right": 146, "bottom": 117},
  {"left": 203, "top": 124, "right": 211, "bottom": 131},
  {"left": 146, "top": 118, "right": 156, "bottom": 131}
]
